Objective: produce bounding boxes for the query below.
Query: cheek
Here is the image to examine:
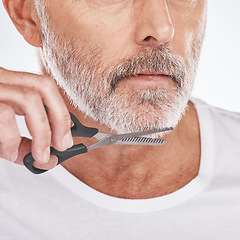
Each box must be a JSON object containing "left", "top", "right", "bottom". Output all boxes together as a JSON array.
[
  {"left": 46, "top": 0, "right": 134, "bottom": 66},
  {"left": 169, "top": 2, "right": 206, "bottom": 62}
]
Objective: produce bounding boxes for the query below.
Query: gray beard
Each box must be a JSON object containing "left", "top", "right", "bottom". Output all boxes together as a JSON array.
[{"left": 35, "top": 0, "right": 204, "bottom": 137}]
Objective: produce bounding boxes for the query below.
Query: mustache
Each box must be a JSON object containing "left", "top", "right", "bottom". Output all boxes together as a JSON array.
[{"left": 107, "top": 46, "right": 185, "bottom": 90}]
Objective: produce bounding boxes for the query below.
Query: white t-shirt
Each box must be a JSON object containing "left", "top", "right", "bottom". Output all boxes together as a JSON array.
[{"left": 0, "top": 98, "right": 240, "bottom": 240}]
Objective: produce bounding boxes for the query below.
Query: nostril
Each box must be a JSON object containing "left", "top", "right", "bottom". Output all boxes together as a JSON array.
[
  {"left": 144, "top": 36, "right": 158, "bottom": 43},
  {"left": 144, "top": 36, "right": 152, "bottom": 41}
]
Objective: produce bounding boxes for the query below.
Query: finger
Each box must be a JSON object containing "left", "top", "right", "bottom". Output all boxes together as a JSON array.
[
  {"left": 36, "top": 76, "right": 73, "bottom": 151},
  {"left": 0, "top": 69, "right": 73, "bottom": 151},
  {"left": 0, "top": 103, "right": 21, "bottom": 162},
  {"left": 33, "top": 155, "right": 58, "bottom": 170},
  {"left": 14, "top": 137, "right": 58, "bottom": 171},
  {"left": 0, "top": 84, "right": 52, "bottom": 164}
]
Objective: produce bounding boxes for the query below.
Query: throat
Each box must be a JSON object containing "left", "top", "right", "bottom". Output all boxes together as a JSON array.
[
  {"left": 88, "top": 164, "right": 200, "bottom": 199},
  {"left": 61, "top": 142, "right": 200, "bottom": 199}
]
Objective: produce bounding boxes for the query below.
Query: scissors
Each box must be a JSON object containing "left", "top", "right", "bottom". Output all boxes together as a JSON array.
[{"left": 23, "top": 112, "right": 173, "bottom": 174}]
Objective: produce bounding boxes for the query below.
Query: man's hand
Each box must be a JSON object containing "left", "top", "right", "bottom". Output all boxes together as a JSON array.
[{"left": 0, "top": 67, "right": 73, "bottom": 170}]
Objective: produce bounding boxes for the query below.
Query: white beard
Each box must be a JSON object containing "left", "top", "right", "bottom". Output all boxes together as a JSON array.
[{"left": 35, "top": 0, "right": 204, "bottom": 138}]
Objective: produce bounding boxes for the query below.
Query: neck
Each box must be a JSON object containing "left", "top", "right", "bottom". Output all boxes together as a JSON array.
[{"left": 60, "top": 89, "right": 201, "bottom": 199}]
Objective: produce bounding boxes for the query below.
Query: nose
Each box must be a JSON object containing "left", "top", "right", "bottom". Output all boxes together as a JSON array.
[{"left": 133, "top": 0, "right": 174, "bottom": 47}]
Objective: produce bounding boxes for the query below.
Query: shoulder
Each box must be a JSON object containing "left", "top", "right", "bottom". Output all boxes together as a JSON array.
[
  {"left": 191, "top": 97, "right": 240, "bottom": 147},
  {"left": 191, "top": 97, "right": 240, "bottom": 126}
]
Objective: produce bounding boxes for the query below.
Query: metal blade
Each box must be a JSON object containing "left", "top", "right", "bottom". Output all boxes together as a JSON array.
[
  {"left": 93, "top": 132, "right": 112, "bottom": 140},
  {"left": 113, "top": 127, "right": 173, "bottom": 141},
  {"left": 87, "top": 135, "right": 114, "bottom": 150},
  {"left": 87, "top": 128, "right": 172, "bottom": 150},
  {"left": 116, "top": 136, "right": 166, "bottom": 146}
]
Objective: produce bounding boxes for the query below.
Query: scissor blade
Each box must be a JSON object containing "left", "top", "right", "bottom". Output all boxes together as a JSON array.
[
  {"left": 87, "top": 135, "right": 113, "bottom": 150},
  {"left": 114, "top": 127, "right": 173, "bottom": 141},
  {"left": 115, "top": 136, "right": 166, "bottom": 146},
  {"left": 87, "top": 135, "right": 166, "bottom": 150},
  {"left": 88, "top": 127, "right": 172, "bottom": 150},
  {"left": 93, "top": 127, "right": 172, "bottom": 141},
  {"left": 93, "top": 132, "right": 112, "bottom": 140}
]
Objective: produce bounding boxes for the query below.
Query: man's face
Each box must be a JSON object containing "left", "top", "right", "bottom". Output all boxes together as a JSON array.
[{"left": 35, "top": 0, "right": 207, "bottom": 136}]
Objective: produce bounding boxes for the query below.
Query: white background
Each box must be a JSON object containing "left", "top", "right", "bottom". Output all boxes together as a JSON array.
[{"left": 0, "top": 1, "right": 240, "bottom": 112}]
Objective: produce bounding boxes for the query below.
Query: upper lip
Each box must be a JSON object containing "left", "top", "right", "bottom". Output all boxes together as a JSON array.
[
  {"left": 131, "top": 71, "right": 170, "bottom": 78},
  {"left": 137, "top": 71, "right": 168, "bottom": 76}
]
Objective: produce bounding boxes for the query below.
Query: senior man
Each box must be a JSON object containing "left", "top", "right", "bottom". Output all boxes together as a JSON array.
[{"left": 0, "top": 0, "right": 240, "bottom": 239}]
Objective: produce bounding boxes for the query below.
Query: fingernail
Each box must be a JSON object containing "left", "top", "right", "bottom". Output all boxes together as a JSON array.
[
  {"left": 62, "top": 131, "right": 73, "bottom": 150},
  {"left": 10, "top": 150, "right": 18, "bottom": 162},
  {"left": 42, "top": 147, "right": 50, "bottom": 163}
]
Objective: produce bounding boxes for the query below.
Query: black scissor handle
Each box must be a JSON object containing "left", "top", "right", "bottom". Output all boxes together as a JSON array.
[
  {"left": 69, "top": 112, "right": 98, "bottom": 137},
  {"left": 23, "top": 111, "right": 98, "bottom": 174},
  {"left": 45, "top": 107, "right": 98, "bottom": 138},
  {"left": 24, "top": 143, "right": 88, "bottom": 174}
]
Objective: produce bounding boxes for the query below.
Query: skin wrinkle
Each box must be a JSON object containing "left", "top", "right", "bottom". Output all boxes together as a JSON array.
[{"left": 34, "top": 0, "right": 206, "bottom": 198}]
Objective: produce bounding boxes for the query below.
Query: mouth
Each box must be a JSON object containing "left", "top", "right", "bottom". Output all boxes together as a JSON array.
[
  {"left": 110, "top": 69, "right": 176, "bottom": 90},
  {"left": 121, "top": 71, "right": 173, "bottom": 87}
]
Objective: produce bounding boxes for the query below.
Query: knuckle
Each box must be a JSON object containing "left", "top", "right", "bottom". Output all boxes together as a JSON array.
[
  {"left": 33, "top": 125, "right": 51, "bottom": 143},
  {"left": 40, "top": 76, "right": 57, "bottom": 91},
  {"left": 34, "top": 136, "right": 51, "bottom": 152},
  {"left": 61, "top": 113, "right": 72, "bottom": 126},
  {"left": 0, "top": 105, "right": 15, "bottom": 123},
  {"left": 22, "top": 88, "right": 41, "bottom": 103},
  {"left": 37, "top": 112, "right": 50, "bottom": 127},
  {"left": 54, "top": 112, "right": 72, "bottom": 131}
]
